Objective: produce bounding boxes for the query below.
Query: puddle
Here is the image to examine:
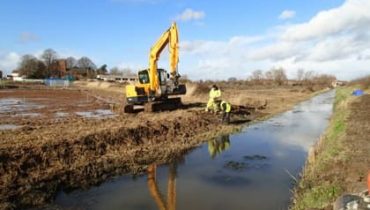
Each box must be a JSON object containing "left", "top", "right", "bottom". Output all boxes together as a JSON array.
[
  {"left": 0, "top": 98, "right": 44, "bottom": 114},
  {"left": 54, "top": 90, "right": 335, "bottom": 210},
  {"left": 14, "top": 113, "right": 41, "bottom": 117},
  {"left": 55, "top": 112, "right": 69, "bottom": 118},
  {"left": 0, "top": 124, "right": 22, "bottom": 130},
  {"left": 75, "top": 109, "right": 116, "bottom": 119}
]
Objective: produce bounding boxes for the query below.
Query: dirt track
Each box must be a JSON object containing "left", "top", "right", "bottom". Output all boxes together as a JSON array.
[{"left": 0, "top": 83, "right": 322, "bottom": 209}]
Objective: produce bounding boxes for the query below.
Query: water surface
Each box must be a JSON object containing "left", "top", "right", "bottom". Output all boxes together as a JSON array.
[{"left": 55, "top": 90, "right": 335, "bottom": 210}]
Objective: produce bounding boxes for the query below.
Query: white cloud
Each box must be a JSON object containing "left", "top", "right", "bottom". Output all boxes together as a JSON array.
[
  {"left": 19, "top": 32, "right": 39, "bottom": 44},
  {"left": 179, "top": 0, "right": 370, "bottom": 80},
  {"left": 279, "top": 10, "right": 296, "bottom": 20},
  {"left": 0, "top": 52, "right": 21, "bottom": 75},
  {"left": 247, "top": 42, "right": 303, "bottom": 61},
  {"left": 175, "top": 8, "right": 205, "bottom": 22},
  {"left": 181, "top": 35, "right": 263, "bottom": 55},
  {"left": 282, "top": 0, "right": 370, "bottom": 41}
]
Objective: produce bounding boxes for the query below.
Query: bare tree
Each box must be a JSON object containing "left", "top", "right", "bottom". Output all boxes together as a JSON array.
[
  {"left": 109, "top": 67, "right": 134, "bottom": 75},
  {"left": 271, "top": 68, "right": 287, "bottom": 85},
  {"left": 264, "top": 70, "right": 273, "bottom": 81},
  {"left": 179, "top": 74, "right": 190, "bottom": 83},
  {"left": 41, "top": 49, "right": 58, "bottom": 76},
  {"left": 66, "top": 57, "right": 77, "bottom": 70},
  {"left": 97, "top": 64, "right": 108, "bottom": 75},
  {"left": 313, "top": 74, "right": 336, "bottom": 86},
  {"left": 228, "top": 77, "right": 237, "bottom": 82},
  {"left": 77, "top": 57, "right": 96, "bottom": 78},
  {"left": 109, "top": 67, "right": 121, "bottom": 75},
  {"left": 250, "top": 70, "right": 264, "bottom": 84},
  {"left": 77, "top": 57, "right": 96, "bottom": 70},
  {"left": 121, "top": 68, "right": 135, "bottom": 76},
  {"left": 17, "top": 54, "right": 47, "bottom": 79},
  {"left": 303, "top": 70, "right": 315, "bottom": 81}
]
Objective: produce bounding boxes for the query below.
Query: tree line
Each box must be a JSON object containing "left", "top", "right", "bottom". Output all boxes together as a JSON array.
[
  {"left": 15, "top": 49, "right": 134, "bottom": 79},
  {"left": 193, "top": 67, "right": 336, "bottom": 92},
  {"left": 247, "top": 68, "right": 336, "bottom": 87}
]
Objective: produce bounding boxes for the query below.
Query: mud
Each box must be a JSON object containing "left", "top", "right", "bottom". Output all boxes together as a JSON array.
[
  {"left": 224, "top": 161, "right": 249, "bottom": 171},
  {"left": 0, "top": 89, "right": 111, "bottom": 126},
  {"left": 224, "top": 156, "right": 270, "bottom": 171},
  {"left": 243, "top": 154, "right": 268, "bottom": 160}
]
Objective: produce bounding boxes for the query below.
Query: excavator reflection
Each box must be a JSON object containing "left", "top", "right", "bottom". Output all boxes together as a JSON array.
[
  {"left": 208, "top": 135, "right": 231, "bottom": 159},
  {"left": 147, "top": 163, "right": 177, "bottom": 210},
  {"left": 146, "top": 135, "right": 230, "bottom": 210}
]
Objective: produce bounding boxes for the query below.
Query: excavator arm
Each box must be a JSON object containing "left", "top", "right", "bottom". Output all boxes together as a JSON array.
[{"left": 149, "top": 22, "right": 179, "bottom": 92}]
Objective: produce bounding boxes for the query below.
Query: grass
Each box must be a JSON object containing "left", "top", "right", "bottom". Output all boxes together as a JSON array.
[
  {"left": 291, "top": 87, "right": 353, "bottom": 210},
  {"left": 296, "top": 184, "right": 341, "bottom": 209},
  {"left": 0, "top": 79, "right": 10, "bottom": 88}
]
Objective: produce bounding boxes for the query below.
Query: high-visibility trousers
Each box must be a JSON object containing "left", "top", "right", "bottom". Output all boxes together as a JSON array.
[{"left": 206, "top": 98, "right": 219, "bottom": 112}]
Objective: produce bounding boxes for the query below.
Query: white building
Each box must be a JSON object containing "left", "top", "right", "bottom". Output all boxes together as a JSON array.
[
  {"left": 96, "top": 74, "right": 137, "bottom": 83},
  {"left": 7, "top": 73, "right": 25, "bottom": 81}
]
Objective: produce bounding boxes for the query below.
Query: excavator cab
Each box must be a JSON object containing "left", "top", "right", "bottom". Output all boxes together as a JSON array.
[
  {"left": 138, "top": 69, "right": 169, "bottom": 85},
  {"left": 138, "top": 70, "right": 150, "bottom": 84}
]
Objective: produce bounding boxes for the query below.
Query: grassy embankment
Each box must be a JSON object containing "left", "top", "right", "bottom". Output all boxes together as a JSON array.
[{"left": 292, "top": 82, "right": 369, "bottom": 209}]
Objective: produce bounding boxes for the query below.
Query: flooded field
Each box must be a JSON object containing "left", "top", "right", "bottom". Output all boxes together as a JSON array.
[{"left": 52, "top": 91, "right": 335, "bottom": 210}]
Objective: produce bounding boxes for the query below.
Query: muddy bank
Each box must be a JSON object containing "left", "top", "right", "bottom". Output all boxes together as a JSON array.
[
  {"left": 0, "top": 108, "right": 256, "bottom": 209},
  {"left": 292, "top": 88, "right": 370, "bottom": 210}
]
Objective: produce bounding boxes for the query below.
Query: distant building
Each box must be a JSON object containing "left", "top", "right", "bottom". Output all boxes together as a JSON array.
[
  {"left": 332, "top": 80, "right": 346, "bottom": 87},
  {"left": 50, "top": 59, "right": 67, "bottom": 78},
  {"left": 7, "top": 72, "right": 25, "bottom": 81},
  {"left": 96, "top": 74, "right": 137, "bottom": 83}
]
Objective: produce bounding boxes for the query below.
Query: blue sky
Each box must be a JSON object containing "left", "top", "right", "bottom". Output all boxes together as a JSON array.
[{"left": 1, "top": 0, "right": 369, "bottom": 80}]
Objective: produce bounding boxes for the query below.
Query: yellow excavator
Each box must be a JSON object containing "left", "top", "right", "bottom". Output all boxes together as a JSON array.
[{"left": 124, "top": 22, "right": 186, "bottom": 113}]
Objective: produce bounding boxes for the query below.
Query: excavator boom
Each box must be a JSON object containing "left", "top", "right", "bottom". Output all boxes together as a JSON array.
[{"left": 149, "top": 22, "right": 179, "bottom": 91}]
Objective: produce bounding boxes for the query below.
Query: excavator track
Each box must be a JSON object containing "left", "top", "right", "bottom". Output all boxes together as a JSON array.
[
  {"left": 124, "top": 97, "right": 182, "bottom": 113},
  {"left": 145, "top": 97, "right": 182, "bottom": 112}
]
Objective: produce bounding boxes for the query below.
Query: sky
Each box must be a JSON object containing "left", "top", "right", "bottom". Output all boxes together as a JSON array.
[{"left": 0, "top": 0, "right": 369, "bottom": 80}]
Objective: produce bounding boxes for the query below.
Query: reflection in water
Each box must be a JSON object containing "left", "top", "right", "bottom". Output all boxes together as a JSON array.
[
  {"left": 208, "top": 135, "right": 230, "bottom": 159},
  {"left": 147, "top": 163, "right": 177, "bottom": 210}
]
